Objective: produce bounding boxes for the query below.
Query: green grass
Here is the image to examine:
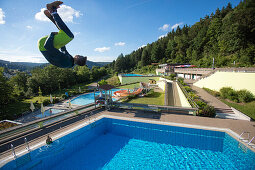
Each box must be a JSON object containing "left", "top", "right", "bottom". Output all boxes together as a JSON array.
[
  {"left": 119, "top": 83, "right": 141, "bottom": 89},
  {"left": 220, "top": 100, "right": 255, "bottom": 120},
  {"left": 203, "top": 87, "right": 255, "bottom": 120},
  {"left": 128, "top": 92, "right": 165, "bottom": 105}
]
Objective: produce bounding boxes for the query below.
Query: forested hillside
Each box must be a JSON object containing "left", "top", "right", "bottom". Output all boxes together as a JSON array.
[{"left": 108, "top": 0, "right": 255, "bottom": 73}]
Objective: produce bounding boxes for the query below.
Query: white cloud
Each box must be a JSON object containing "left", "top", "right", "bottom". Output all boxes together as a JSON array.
[
  {"left": 35, "top": 5, "right": 81, "bottom": 23},
  {"left": 159, "top": 24, "right": 169, "bottom": 31},
  {"left": 138, "top": 45, "right": 146, "bottom": 49},
  {"left": 158, "top": 34, "right": 167, "bottom": 39},
  {"left": 114, "top": 42, "right": 125, "bottom": 46},
  {"left": 94, "top": 47, "right": 110, "bottom": 53},
  {"left": 26, "top": 25, "right": 32, "bottom": 29},
  {"left": 89, "top": 56, "right": 115, "bottom": 62},
  {"left": 0, "top": 46, "right": 47, "bottom": 63},
  {"left": 0, "top": 8, "right": 6, "bottom": 24},
  {"left": 74, "top": 32, "right": 80, "bottom": 36},
  {"left": 171, "top": 22, "right": 183, "bottom": 30},
  {"left": 0, "top": 54, "right": 47, "bottom": 63}
]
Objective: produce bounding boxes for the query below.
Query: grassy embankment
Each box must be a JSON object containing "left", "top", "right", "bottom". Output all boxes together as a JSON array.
[
  {"left": 203, "top": 88, "right": 255, "bottom": 120},
  {"left": 120, "top": 83, "right": 165, "bottom": 106},
  {"left": 220, "top": 100, "right": 255, "bottom": 120},
  {"left": 2, "top": 83, "right": 89, "bottom": 120}
]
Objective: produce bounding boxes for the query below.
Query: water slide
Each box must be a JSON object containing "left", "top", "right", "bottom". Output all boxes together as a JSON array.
[{"left": 114, "top": 88, "right": 143, "bottom": 97}]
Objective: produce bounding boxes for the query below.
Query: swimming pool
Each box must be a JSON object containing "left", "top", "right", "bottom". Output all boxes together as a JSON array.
[
  {"left": 71, "top": 88, "right": 124, "bottom": 105},
  {"left": 2, "top": 117, "right": 255, "bottom": 169},
  {"left": 122, "top": 74, "right": 144, "bottom": 76},
  {"left": 35, "top": 109, "right": 65, "bottom": 118}
]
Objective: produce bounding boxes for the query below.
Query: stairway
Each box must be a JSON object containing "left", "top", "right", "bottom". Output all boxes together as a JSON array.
[{"left": 215, "top": 107, "right": 235, "bottom": 114}]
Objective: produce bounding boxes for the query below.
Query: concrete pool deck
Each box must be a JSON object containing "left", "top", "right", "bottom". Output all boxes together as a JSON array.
[{"left": 1, "top": 109, "right": 255, "bottom": 167}]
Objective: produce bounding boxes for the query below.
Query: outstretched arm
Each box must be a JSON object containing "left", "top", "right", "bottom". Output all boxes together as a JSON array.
[{"left": 60, "top": 46, "right": 71, "bottom": 55}]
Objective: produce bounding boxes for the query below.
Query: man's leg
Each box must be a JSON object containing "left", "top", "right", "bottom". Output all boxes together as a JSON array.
[
  {"left": 44, "top": 10, "right": 60, "bottom": 30},
  {"left": 51, "top": 12, "right": 74, "bottom": 38}
]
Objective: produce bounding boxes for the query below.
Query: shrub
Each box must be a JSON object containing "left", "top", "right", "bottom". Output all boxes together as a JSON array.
[
  {"left": 98, "top": 79, "right": 108, "bottom": 86},
  {"left": 178, "top": 78, "right": 185, "bottom": 85},
  {"left": 195, "top": 99, "right": 207, "bottom": 108},
  {"left": 145, "top": 89, "right": 154, "bottom": 97},
  {"left": 53, "top": 98, "right": 60, "bottom": 104},
  {"left": 203, "top": 88, "right": 220, "bottom": 97},
  {"left": 127, "top": 94, "right": 137, "bottom": 100},
  {"left": 184, "top": 86, "right": 192, "bottom": 93},
  {"left": 43, "top": 99, "right": 51, "bottom": 106},
  {"left": 169, "top": 73, "right": 176, "bottom": 80},
  {"left": 237, "top": 89, "right": 254, "bottom": 103},
  {"left": 220, "top": 87, "right": 234, "bottom": 99},
  {"left": 61, "top": 94, "right": 68, "bottom": 99},
  {"left": 188, "top": 92, "right": 199, "bottom": 99},
  {"left": 198, "top": 105, "right": 216, "bottom": 117},
  {"left": 227, "top": 89, "right": 239, "bottom": 102}
]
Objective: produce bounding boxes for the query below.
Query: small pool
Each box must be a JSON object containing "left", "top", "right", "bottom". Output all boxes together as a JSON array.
[
  {"left": 2, "top": 118, "right": 255, "bottom": 169},
  {"left": 122, "top": 74, "right": 144, "bottom": 76},
  {"left": 71, "top": 88, "right": 124, "bottom": 105},
  {"left": 35, "top": 109, "right": 65, "bottom": 118}
]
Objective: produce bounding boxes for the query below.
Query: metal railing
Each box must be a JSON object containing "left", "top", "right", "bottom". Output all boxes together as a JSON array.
[
  {"left": 113, "top": 102, "right": 198, "bottom": 113},
  {"left": 0, "top": 103, "right": 95, "bottom": 144},
  {"left": 176, "top": 80, "right": 199, "bottom": 109}
]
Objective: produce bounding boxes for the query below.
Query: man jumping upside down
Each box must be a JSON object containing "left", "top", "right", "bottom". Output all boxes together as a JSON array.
[{"left": 38, "top": 1, "right": 87, "bottom": 68}]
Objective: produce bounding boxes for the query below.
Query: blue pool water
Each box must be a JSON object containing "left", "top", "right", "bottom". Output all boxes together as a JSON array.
[
  {"left": 35, "top": 109, "right": 65, "bottom": 118},
  {"left": 123, "top": 74, "right": 143, "bottom": 76},
  {"left": 71, "top": 88, "right": 123, "bottom": 105},
  {"left": 2, "top": 118, "right": 255, "bottom": 169}
]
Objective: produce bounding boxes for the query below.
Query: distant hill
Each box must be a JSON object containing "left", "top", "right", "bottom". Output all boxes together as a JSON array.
[
  {"left": 0, "top": 59, "right": 43, "bottom": 71},
  {"left": 0, "top": 59, "right": 111, "bottom": 71}
]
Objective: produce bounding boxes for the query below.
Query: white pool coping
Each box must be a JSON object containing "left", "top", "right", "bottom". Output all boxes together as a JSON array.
[{"left": 1, "top": 115, "right": 254, "bottom": 167}]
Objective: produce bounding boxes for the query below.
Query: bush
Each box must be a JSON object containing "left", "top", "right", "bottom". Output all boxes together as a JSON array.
[
  {"left": 198, "top": 105, "right": 216, "bottom": 117},
  {"left": 169, "top": 73, "right": 176, "bottom": 80},
  {"left": 188, "top": 92, "right": 199, "bottom": 99},
  {"left": 195, "top": 99, "right": 207, "bottom": 108},
  {"left": 220, "top": 87, "right": 234, "bottom": 99},
  {"left": 237, "top": 90, "right": 254, "bottom": 103},
  {"left": 43, "top": 99, "right": 51, "bottom": 106},
  {"left": 53, "top": 98, "right": 60, "bottom": 104},
  {"left": 203, "top": 88, "right": 220, "bottom": 97},
  {"left": 98, "top": 79, "right": 108, "bottom": 86},
  {"left": 127, "top": 94, "right": 137, "bottom": 100},
  {"left": 61, "top": 94, "right": 68, "bottom": 99},
  {"left": 227, "top": 89, "right": 239, "bottom": 102},
  {"left": 145, "top": 89, "right": 154, "bottom": 97},
  {"left": 178, "top": 78, "right": 185, "bottom": 85},
  {"left": 184, "top": 86, "right": 192, "bottom": 93}
]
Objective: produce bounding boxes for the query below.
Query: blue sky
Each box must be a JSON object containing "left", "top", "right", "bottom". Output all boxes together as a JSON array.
[{"left": 0, "top": 0, "right": 240, "bottom": 63}]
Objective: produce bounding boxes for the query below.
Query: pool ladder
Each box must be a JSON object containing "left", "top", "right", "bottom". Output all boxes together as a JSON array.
[
  {"left": 239, "top": 132, "right": 255, "bottom": 146},
  {"left": 11, "top": 137, "right": 30, "bottom": 159}
]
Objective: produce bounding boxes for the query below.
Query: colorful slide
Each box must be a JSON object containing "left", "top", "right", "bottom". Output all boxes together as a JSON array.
[{"left": 114, "top": 88, "right": 143, "bottom": 97}]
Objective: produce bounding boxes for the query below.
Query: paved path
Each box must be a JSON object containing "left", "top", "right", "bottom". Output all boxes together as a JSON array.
[{"left": 184, "top": 79, "right": 246, "bottom": 120}]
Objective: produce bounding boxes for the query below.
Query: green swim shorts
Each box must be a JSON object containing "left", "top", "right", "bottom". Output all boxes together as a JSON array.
[{"left": 38, "top": 29, "right": 73, "bottom": 51}]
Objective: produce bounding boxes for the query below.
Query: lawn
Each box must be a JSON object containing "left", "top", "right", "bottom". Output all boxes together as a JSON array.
[
  {"left": 203, "top": 87, "right": 255, "bottom": 120},
  {"left": 220, "top": 100, "right": 255, "bottom": 120},
  {"left": 119, "top": 83, "right": 141, "bottom": 89},
  {"left": 128, "top": 92, "right": 165, "bottom": 105}
]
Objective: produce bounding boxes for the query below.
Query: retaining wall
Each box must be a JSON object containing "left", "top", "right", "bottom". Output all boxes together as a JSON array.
[{"left": 194, "top": 72, "right": 255, "bottom": 95}]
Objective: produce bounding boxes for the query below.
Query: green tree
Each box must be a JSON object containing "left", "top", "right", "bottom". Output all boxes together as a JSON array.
[
  {"left": 141, "top": 47, "right": 151, "bottom": 66},
  {"left": 0, "top": 67, "right": 14, "bottom": 106}
]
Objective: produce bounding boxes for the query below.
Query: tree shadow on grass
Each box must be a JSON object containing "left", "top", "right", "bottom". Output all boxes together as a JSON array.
[{"left": 145, "top": 92, "right": 162, "bottom": 98}]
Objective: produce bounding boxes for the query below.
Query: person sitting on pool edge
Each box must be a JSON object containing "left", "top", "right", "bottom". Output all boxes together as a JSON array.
[
  {"left": 38, "top": 1, "right": 87, "bottom": 68},
  {"left": 46, "top": 135, "right": 53, "bottom": 145}
]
